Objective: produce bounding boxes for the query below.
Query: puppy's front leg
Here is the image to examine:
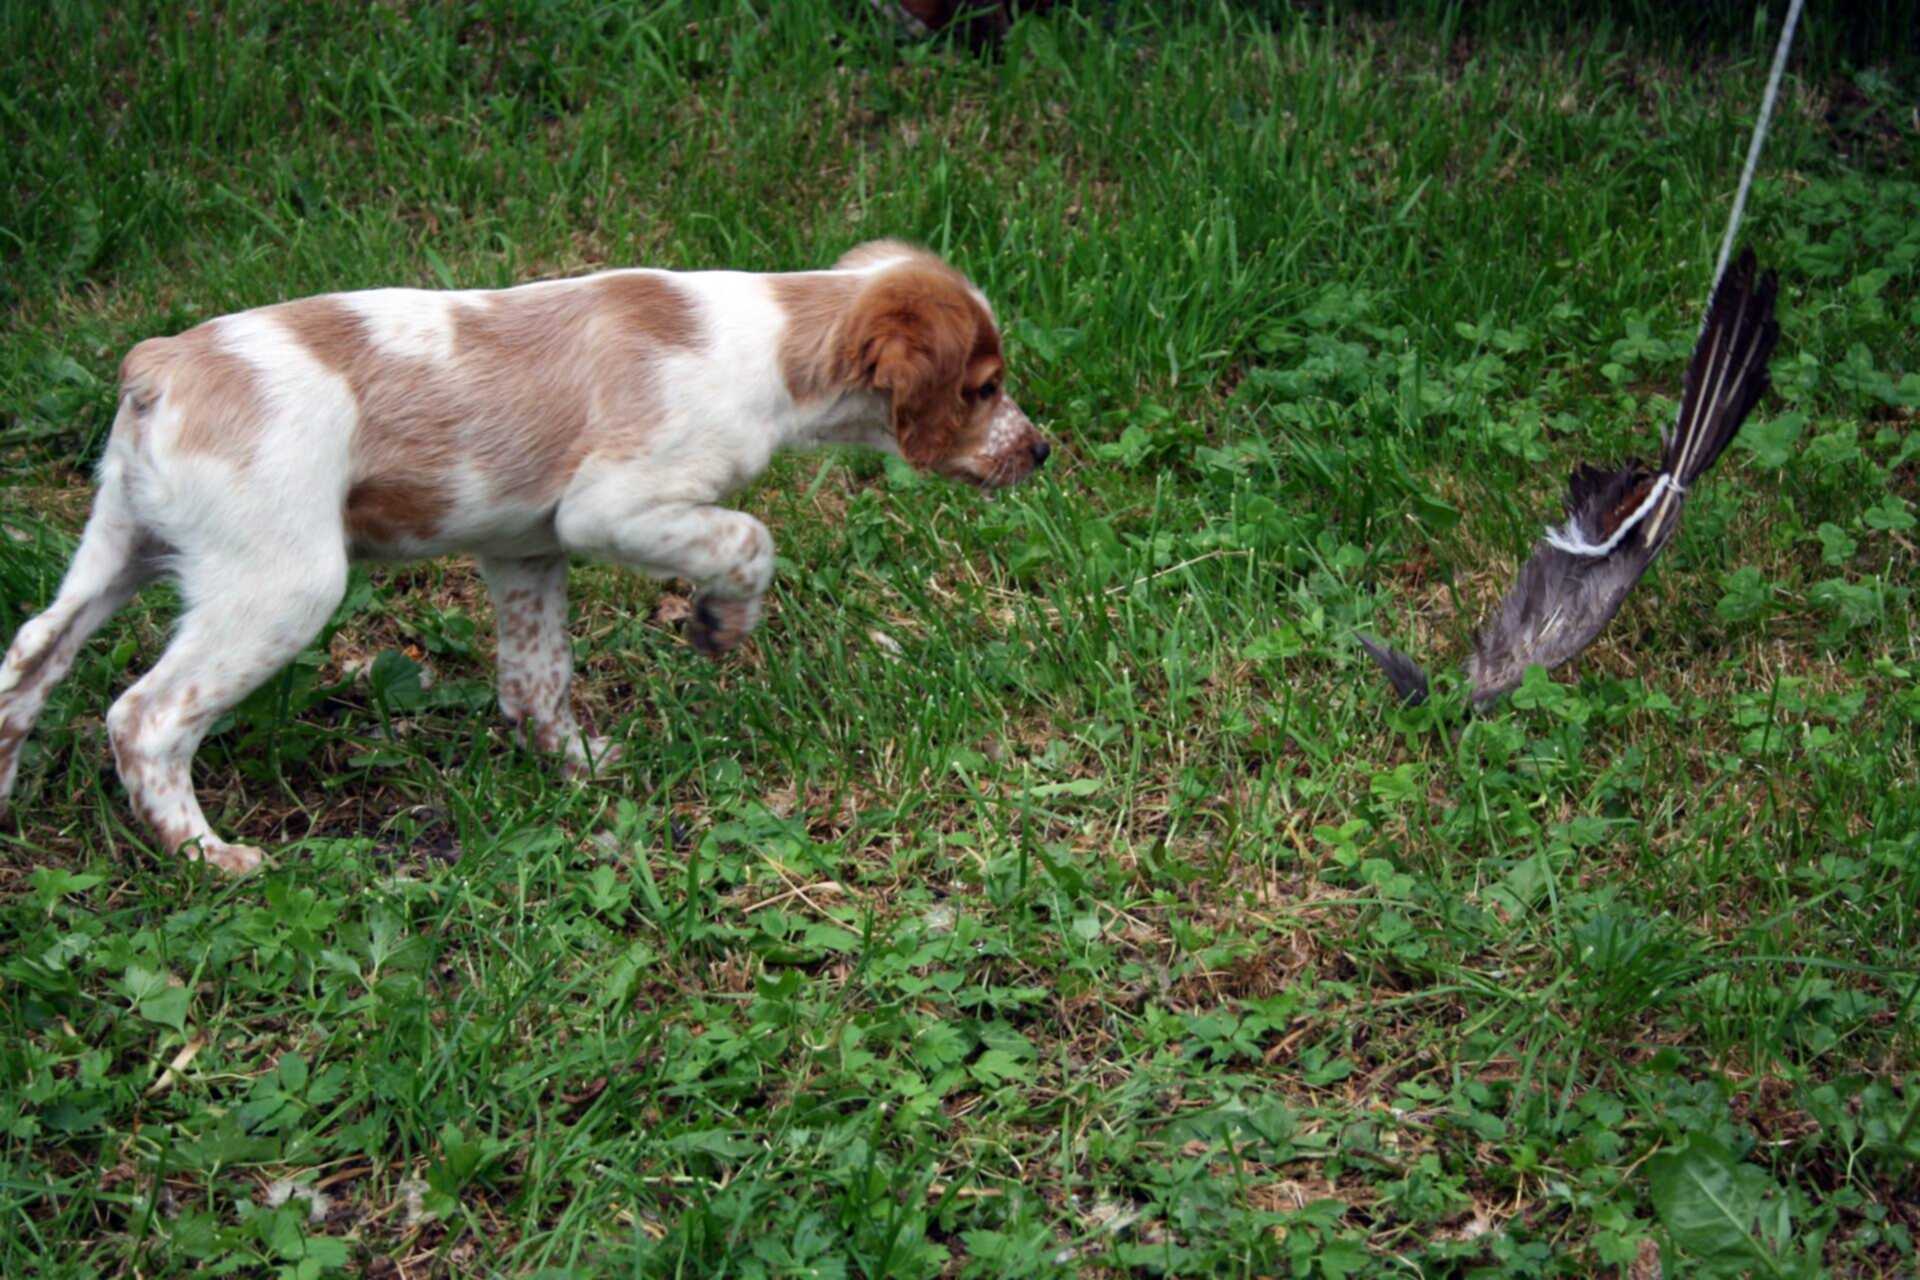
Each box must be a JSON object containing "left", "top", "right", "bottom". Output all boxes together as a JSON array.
[{"left": 557, "top": 497, "right": 775, "bottom": 657}]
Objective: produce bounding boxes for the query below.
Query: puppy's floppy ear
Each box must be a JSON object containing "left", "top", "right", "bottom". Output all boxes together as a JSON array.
[{"left": 846, "top": 269, "right": 973, "bottom": 467}]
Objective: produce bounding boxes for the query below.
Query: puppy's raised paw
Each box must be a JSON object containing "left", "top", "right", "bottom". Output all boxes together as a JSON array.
[{"left": 686, "top": 594, "right": 761, "bottom": 657}]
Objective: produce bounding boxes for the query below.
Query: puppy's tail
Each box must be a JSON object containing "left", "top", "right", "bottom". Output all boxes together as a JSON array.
[{"left": 1356, "top": 633, "right": 1431, "bottom": 707}]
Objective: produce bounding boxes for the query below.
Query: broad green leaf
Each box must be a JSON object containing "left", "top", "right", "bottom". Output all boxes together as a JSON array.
[
  {"left": 1243, "top": 627, "right": 1304, "bottom": 661},
  {"left": 1023, "top": 777, "right": 1102, "bottom": 798},
  {"left": 663, "top": 1129, "right": 755, "bottom": 1159},
  {"left": 1715, "top": 566, "right": 1774, "bottom": 623},
  {"left": 1736, "top": 411, "right": 1805, "bottom": 469},
  {"left": 28, "top": 868, "right": 104, "bottom": 909},
  {"left": 1863, "top": 496, "right": 1915, "bottom": 532},
  {"left": 969, "top": 1049, "right": 1032, "bottom": 1085},
  {"left": 1316, "top": 1239, "right": 1370, "bottom": 1280},
  {"left": 368, "top": 650, "right": 425, "bottom": 711},
  {"left": 138, "top": 985, "right": 191, "bottom": 1032},
  {"left": 1816, "top": 522, "right": 1857, "bottom": 565},
  {"left": 1647, "top": 1133, "right": 1782, "bottom": 1268}
]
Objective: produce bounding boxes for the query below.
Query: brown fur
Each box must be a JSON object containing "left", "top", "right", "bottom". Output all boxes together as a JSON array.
[
  {"left": 342, "top": 478, "right": 450, "bottom": 546},
  {"left": 841, "top": 263, "right": 1003, "bottom": 468},
  {"left": 271, "top": 273, "right": 704, "bottom": 549},
  {"left": 597, "top": 273, "right": 704, "bottom": 351},
  {"left": 494, "top": 593, "right": 567, "bottom": 751},
  {"left": 767, "top": 246, "right": 1025, "bottom": 478},
  {"left": 18, "top": 247, "right": 1041, "bottom": 873},
  {"left": 769, "top": 274, "right": 862, "bottom": 402},
  {"left": 457, "top": 274, "right": 700, "bottom": 489},
  {"left": 272, "top": 297, "right": 462, "bottom": 547},
  {"left": 106, "top": 689, "right": 188, "bottom": 851},
  {"left": 120, "top": 328, "right": 263, "bottom": 462}
]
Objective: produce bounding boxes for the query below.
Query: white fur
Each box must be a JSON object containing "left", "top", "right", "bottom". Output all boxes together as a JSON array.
[{"left": 342, "top": 290, "right": 463, "bottom": 363}]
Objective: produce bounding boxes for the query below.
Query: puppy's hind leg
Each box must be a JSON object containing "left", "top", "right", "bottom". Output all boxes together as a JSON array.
[
  {"left": 106, "top": 546, "right": 347, "bottom": 874},
  {"left": 0, "top": 466, "right": 157, "bottom": 816}
]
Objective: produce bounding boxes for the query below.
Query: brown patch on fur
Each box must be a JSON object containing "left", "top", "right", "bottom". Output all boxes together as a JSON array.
[
  {"left": 769, "top": 274, "right": 861, "bottom": 402},
  {"left": 344, "top": 479, "right": 451, "bottom": 547},
  {"left": 120, "top": 328, "right": 263, "bottom": 462},
  {"left": 107, "top": 690, "right": 194, "bottom": 851},
  {"left": 272, "top": 296, "right": 364, "bottom": 374},
  {"left": 454, "top": 273, "right": 700, "bottom": 491},
  {"left": 448, "top": 294, "right": 593, "bottom": 502},
  {"left": 596, "top": 273, "right": 702, "bottom": 352},
  {"left": 272, "top": 273, "right": 705, "bottom": 549},
  {"left": 273, "top": 297, "right": 461, "bottom": 546}
]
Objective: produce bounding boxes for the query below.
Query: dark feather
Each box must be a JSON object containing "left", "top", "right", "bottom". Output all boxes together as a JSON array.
[
  {"left": 1464, "top": 539, "right": 1657, "bottom": 701},
  {"left": 1463, "top": 250, "right": 1781, "bottom": 702},
  {"left": 1357, "top": 634, "right": 1430, "bottom": 706},
  {"left": 1666, "top": 249, "right": 1781, "bottom": 486},
  {"left": 1362, "top": 251, "right": 1782, "bottom": 708}
]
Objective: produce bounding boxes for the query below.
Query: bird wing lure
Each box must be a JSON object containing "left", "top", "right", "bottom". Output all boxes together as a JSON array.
[{"left": 1360, "top": 249, "right": 1781, "bottom": 707}]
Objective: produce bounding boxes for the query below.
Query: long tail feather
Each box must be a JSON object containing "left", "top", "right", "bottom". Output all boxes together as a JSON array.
[
  {"left": 1357, "top": 634, "right": 1431, "bottom": 706},
  {"left": 1638, "top": 248, "right": 1780, "bottom": 549},
  {"left": 1665, "top": 250, "right": 1782, "bottom": 484}
]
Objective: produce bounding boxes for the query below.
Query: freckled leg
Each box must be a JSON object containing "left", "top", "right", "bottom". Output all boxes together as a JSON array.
[
  {"left": 555, "top": 496, "right": 775, "bottom": 657},
  {"left": 478, "top": 554, "right": 614, "bottom": 775},
  {"left": 107, "top": 551, "right": 347, "bottom": 874},
  {"left": 0, "top": 478, "right": 155, "bottom": 816}
]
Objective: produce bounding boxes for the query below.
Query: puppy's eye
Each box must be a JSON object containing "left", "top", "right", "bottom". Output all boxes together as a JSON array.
[{"left": 976, "top": 380, "right": 998, "bottom": 400}]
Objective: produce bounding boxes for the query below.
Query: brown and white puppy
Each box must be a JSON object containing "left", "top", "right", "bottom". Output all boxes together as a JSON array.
[{"left": 0, "top": 240, "right": 1049, "bottom": 872}]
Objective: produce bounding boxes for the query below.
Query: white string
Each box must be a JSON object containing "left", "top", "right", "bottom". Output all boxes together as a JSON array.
[
  {"left": 1550, "top": 2, "right": 1803, "bottom": 561},
  {"left": 1708, "top": 0, "right": 1805, "bottom": 297},
  {"left": 1543, "top": 473, "right": 1685, "bottom": 558}
]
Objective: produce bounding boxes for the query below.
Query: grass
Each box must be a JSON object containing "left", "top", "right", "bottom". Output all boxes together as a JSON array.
[{"left": 2, "top": 1, "right": 1918, "bottom": 1275}]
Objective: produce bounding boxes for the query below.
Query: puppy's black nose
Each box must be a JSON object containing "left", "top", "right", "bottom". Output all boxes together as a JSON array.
[{"left": 1030, "top": 440, "right": 1051, "bottom": 467}]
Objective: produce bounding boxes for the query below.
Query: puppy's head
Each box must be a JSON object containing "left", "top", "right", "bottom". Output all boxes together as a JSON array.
[{"left": 842, "top": 250, "right": 1050, "bottom": 489}]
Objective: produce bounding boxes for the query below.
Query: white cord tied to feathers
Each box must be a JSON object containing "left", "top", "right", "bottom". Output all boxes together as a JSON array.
[
  {"left": 1547, "top": 0, "right": 1801, "bottom": 560},
  {"left": 1543, "top": 473, "right": 1686, "bottom": 557}
]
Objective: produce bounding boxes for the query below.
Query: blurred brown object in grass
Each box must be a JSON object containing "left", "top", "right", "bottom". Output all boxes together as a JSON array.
[{"left": 875, "top": 0, "right": 1066, "bottom": 48}]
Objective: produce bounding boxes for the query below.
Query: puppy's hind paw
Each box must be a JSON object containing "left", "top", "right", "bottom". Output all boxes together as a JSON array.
[
  {"left": 563, "top": 736, "right": 624, "bottom": 780},
  {"left": 188, "top": 840, "right": 267, "bottom": 876}
]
